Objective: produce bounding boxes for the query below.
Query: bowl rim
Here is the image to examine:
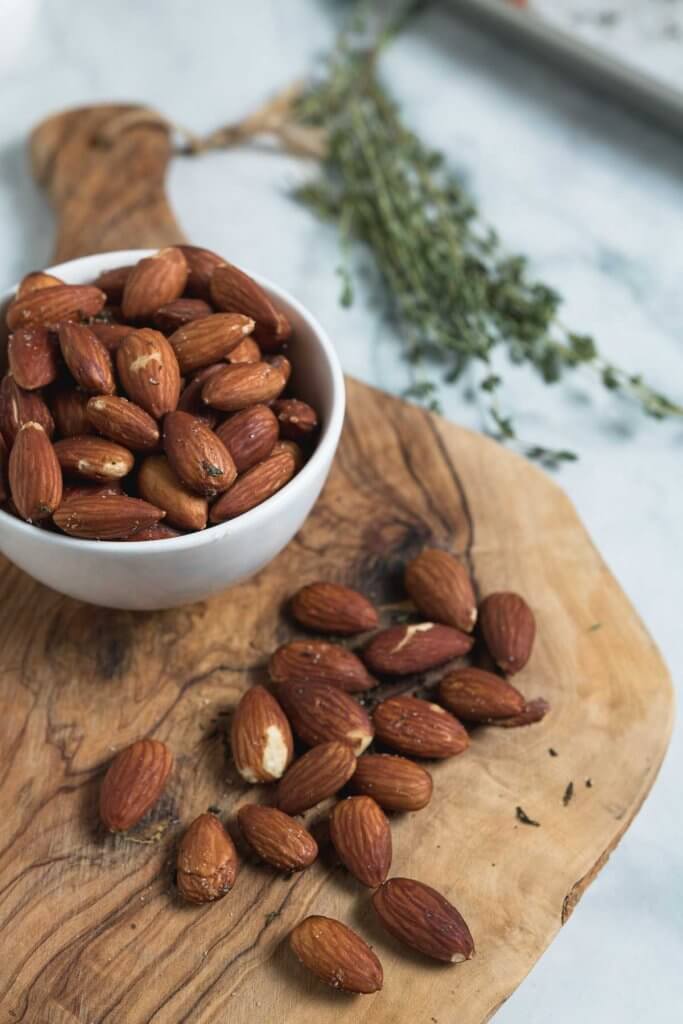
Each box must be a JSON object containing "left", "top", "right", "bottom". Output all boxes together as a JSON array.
[{"left": 0, "top": 249, "right": 345, "bottom": 556}]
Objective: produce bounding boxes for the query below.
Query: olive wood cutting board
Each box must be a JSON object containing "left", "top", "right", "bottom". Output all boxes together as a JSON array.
[{"left": 0, "top": 105, "right": 673, "bottom": 1024}]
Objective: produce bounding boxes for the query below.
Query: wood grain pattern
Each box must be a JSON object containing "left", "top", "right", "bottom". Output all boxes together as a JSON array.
[{"left": 0, "top": 105, "right": 672, "bottom": 1024}]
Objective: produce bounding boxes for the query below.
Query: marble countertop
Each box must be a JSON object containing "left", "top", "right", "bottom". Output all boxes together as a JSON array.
[{"left": 0, "top": 1, "right": 681, "bottom": 1019}]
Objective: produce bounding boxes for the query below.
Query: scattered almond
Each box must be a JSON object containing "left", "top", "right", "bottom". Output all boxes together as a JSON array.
[
  {"left": 439, "top": 667, "right": 525, "bottom": 722},
  {"left": 372, "top": 877, "right": 474, "bottom": 963},
  {"left": 405, "top": 549, "right": 477, "bottom": 632},
  {"left": 277, "top": 741, "right": 357, "bottom": 815},
  {"left": 269, "top": 639, "right": 377, "bottom": 692},
  {"left": 372, "top": 695, "right": 469, "bottom": 759},
  {"left": 479, "top": 591, "right": 536, "bottom": 674},
  {"left": 330, "top": 796, "right": 392, "bottom": 887},
  {"left": 275, "top": 679, "right": 374, "bottom": 755},
  {"left": 349, "top": 754, "right": 433, "bottom": 812},
  {"left": 176, "top": 813, "right": 237, "bottom": 904},
  {"left": 363, "top": 622, "right": 472, "bottom": 675},
  {"left": 289, "top": 916, "right": 383, "bottom": 994},
  {"left": 238, "top": 804, "right": 318, "bottom": 871},
  {"left": 290, "top": 582, "right": 378, "bottom": 636},
  {"left": 230, "top": 686, "right": 293, "bottom": 784},
  {"left": 99, "top": 738, "right": 173, "bottom": 832}
]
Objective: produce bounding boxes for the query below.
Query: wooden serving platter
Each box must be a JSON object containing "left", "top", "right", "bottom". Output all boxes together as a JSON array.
[{"left": 0, "top": 106, "right": 673, "bottom": 1024}]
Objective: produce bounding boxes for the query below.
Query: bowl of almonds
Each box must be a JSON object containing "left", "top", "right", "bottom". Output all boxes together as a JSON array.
[{"left": 0, "top": 246, "right": 345, "bottom": 609}]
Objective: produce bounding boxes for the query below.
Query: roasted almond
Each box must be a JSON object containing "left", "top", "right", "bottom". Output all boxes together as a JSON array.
[
  {"left": 153, "top": 297, "right": 213, "bottom": 333},
  {"left": 495, "top": 696, "right": 550, "bottom": 728},
  {"left": 9, "top": 422, "right": 62, "bottom": 522},
  {"left": 405, "top": 549, "right": 477, "bottom": 633},
  {"left": 439, "top": 667, "right": 525, "bottom": 722},
  {"left": 215, "top": 404, "right": 278, "bottom": 473},
  {"left": 275, "top": 679, "right": 373, "bottom": 755},
  {"left": 201, "top": 361, "right": 286, "bottom": 412},
  {"left": 86, "top": 395, "right": 160, "bottom": 452},
  {"left": 0, "top": 375, "right": 54, "bottom": 443},
  {"left": 209, "top": 445, "right": 296, "bottom": 523},
  {"left": 51, "top": 387, "right": 92, "bottom": 437},
  {"left": 116, "top": 328, "right": 181, "bottom": 418},
  {"left": 121, "top": 247, "right": 188, "bottom": 321},
  {"left": 210, "top": 262, "right": 291, "bottom": 350},
  {"left": 6, "top": 284, "right": 106, "bottom": 331},
  {"left": 169, "top": 313, "right": 254, "bottom": 374},
  {"left": 15, "top": 270, "right": 63, "bottom": 299},
  {"left": 372, "top": 877, "right": 474, "bottom": 963},
  {"left": 138, "top": 455, "right": 207, "bottom": 531},
  {"left": 54, "top": 436, "right": 134, "bottom": 481},
  {"left": 238, "top": 804, "right": 318, "bottom": 871},
  {"left": 54, "top": 493, "right": 165, "bottom": 540},
  {"left": 8, "top": 327, "right": 59, "bottom": 390},
  {"left": 163, "top": 410, "right": 236, "bottom": 496},
  {"left": 363, "top": 622, "right": 473, "bottom": 675},
  {"left": 479, "top": 592, "right": 536, "bottom": 674},
  {"left": 272, "top": 439, "right": 303, "bottom": 471},
  {"left": 176, "top": 363, "right": 223, "bottom": 423},
  {"left": 266, "top": 353, "right": 292, "bottom": 385},
  {"left": 125, "top": 523, "right": 182, "bottom": 542},
  {"left": 226, "top": 336, "right": 261, "bottom": 364},
  {"left": 99, "top": 738, "right": 173, "bottom": 832},
  {"left": 269, "top": 640, "right": 377, "bottom": 693},
  {"left": 230, "top": 685, "right": 293, "bottom": 784},
  {"left": 62, "top": 481, "right": 123, "bottom": 501},
  {"left": 178, "top": 244, "right": 224, "bottom": 299},
  {"left": 290, "top": 582, "right": 379, "bottom": 636},
  {"left": 89, "top": 322, "right": 132, "bottom": 351},
  {"left": 330, "top": 796, "right": 392, "bottom": 887},
  {"left": 290, "top": 915, "right": 383, "bottom": 994},
  {"left": 93, "top": 265, "right": 132, "bottom": 303},
  {"left": 350, "top": 754, "right": 433, "bottom": 812},
  {"left": 176, "top": 813, "right": 237, "bottom": 904},
  {"left": 276, "top": 741, "right": 356, "bottom": 815},
  {"left": 58, "top": 322, "right": 115, "bottom": 395},
  {"left": 372, "top": 695, "right": 469, "bottom": 759},
  {"left": 272, "top": 399, "right": 318, "bottom": 442}
]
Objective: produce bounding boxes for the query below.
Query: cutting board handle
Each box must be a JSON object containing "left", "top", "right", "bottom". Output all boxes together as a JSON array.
[{"left": 30, "top": 104, "right": 187, "bottom": 263}]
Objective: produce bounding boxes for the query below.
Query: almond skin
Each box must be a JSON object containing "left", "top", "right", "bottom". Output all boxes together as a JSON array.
[
  {"left": 372, "top": 695, "right": 469, "bottom": 759},
  {"left": 54, "top": 493, "right": 165, "bottom": 540},
  {"left": 15, "top": 270, "right": 63, "bottom": 299},
  {"left": 201, "top": 362, "right": 286, "bottom": 412},
  {"left": 405, "top": 549, "right": 477, "bottom": 633},
  {"left": 215, "top": 404, "right": 278, "bottom": 473},
  {"left": 176, "top": 813, "right": 237, "bottom": 904},
  {"left": 51, "top": 388, "right": 92, "bottom": 437},
  {"left": 226, "top": 336, "right": 261, "bottom": 364},
  {"left": 99, "top": 738, "right": 173, "bottom": 832},
  {"left": 0, "top": 375, "right": 54, "bottom": 443},
  {"left": 230, "top": 686, "right": 294, "bottom": 784},
  {"left": 479, "top": 592, "right": 536, "bottom": 674},
  {"left": 153, "top": 298, "right": 213, "bottom": 333},
  {"left": 86, "top": 395, "right": 160, "bottom": 452},
  {"left": 290, "top": 916, "right": 383, "bottom": 994},
  {"left": 290, "top": 582, "right": 379, "bottom": 636},
  {"left": 267, "top": 354, "right": 292, "bottom": 384},
  {"left": 495, "top": 696, "right": 550, "bottom": 728},
  {"left": 54, "top": 436, "right": 134, "bottom": 481},
  {"left": 8, "top": 327, "right": 59, "bottom": 390},
  {"left": 138, "top": 455, "right": 208, "bottom": 532},
  {"left": 121, "top": 247, "right": 188, "bottom": 321},
  {"left": 9, "top": 422, "right": 62, "bottom": 522},
  {"left": 93, "top": 265, "right": 133, "bottom": 303},
  {"left": 277, "top": 741, "right": 357, "bottom": 815},
  {"left": 209, "top": 445, "right": 296, "bottom": 523},
  {"left": 363, "top": 622, "right": 473, "bottom": 675},
  {"left": 238, "top": 804, "right": 318, "bottom": 871},
  {"left": 178, "top": 244, "right": 224, "bottom": 300},
  {"left": 176, "top": 363, "right": 223, "bottom": 424},
  {"left": 116, "top": 328, "right": 181, "bottom": 419},
  {"left": 90, "top": 322, "right": 133, "bottom": 352},
  {"left": 210, "top": 262, "right": 291, "bottom": 351},
  {"left": 269, "top": 640, "right": 377, "bottom": 693},
  {"left": 275, "top": 679, "right": 374, "bottom": 755},
  {"left": 272, "top": 399, "right": 319, "bottom": 442},
  {"left": 168, "top": 313, "right": 254, "bottom": 374},
  {"left": 439, "top": 667, "right": 525, "bottom": 722},
  {"left": 6, "top": 284, "right": 106, "bottom": 331},
  {"left": 58, "top": 322, "right": 115, "bottom": 394},
  {"left": 125, "top": 523, "right": 182, "bottom": 542},
  {"left": 350, "top": 754, "right": 433, "bottom": 812},
  {"left": 330, "top": 796, "right": 392, "bottom": 888},
  {"left": 163, "top": 410, "right": 236, "bottom": 497},
  {"left": 373, "top": 877, "right": 474, "bottom": 963}
]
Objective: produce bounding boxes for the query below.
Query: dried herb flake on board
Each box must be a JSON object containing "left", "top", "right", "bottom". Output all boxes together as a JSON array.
[
  {"left": 562, "top": 782, "right": 574, "bottom": 806},
  {"left": 516, "top": 806, "right": 540, "bottom": 827}
]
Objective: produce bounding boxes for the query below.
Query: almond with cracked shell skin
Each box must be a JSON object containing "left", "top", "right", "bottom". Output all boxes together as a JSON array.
[
  {"left": 51, "top": 387, "right": 92, "bottom": 437},
  {"left": 9, "top": 422, "right": 62, "bottom": 522},
  {"left": 54, "top": 493, "right": 165, "bottom": 540},
  {"left": 153, "top": 297, "right": 213, "bottom": 334},
  {"left": 269, "top": 640, "right": 377, "bottom": 693},
  {"left": 89, "top": 322, "right": 132, "bottom": 352},
  {"left": 238, "top": 804, "right": 318, "bottom": 871},
  {"left": 372, "top": 695, "right": 469, "bottom": 759},
  {"left": 479, "top": 591, "right": 536, "bottom": 675},
  {"left": 290, "top": 915, "right": 383, "bottom": 994},
  {"left": 210, "top": 261, "right": 291, "bottom": 351},
  {"left": 215, "top": 404, "right": 278, "bottom": 473},
  {"left": 349, "top": 754, "right": 433, "bottom": 812},
  {"left": 275, "top": 679, "right": 374, "bottom": 755},
  {"left": 230, "top": 685, "right": 293, "bottom": 784},
  {"left": 86, "top": 395, "right": 160, "bottom": 452},
  {"left": 290, "top": 582, "right": 379, "bottom": 636},
  {"left": 178, "top": 244, "right": 224, "bottom": 299},
  {"left": 363, "top": 622, "right": 472, "bottom": 676},
  {"left": 405, "top": 548, "right": 477, "bottom": 633},
  {"left": 439, "top": 667, "right": 525, "bottom": 722},
  {"left": 277, "top": 741, "right": 357, "bottom": 815},
  {"left": 330, "top": 796, "right": 392, "bottom": 888},
  {"left": 163, "top": 410, "right": 236, "bottom": 497},
  {"left": 373, "top": 877, "right": 474, "bottom": 963},
  {"left": 272, "top": 399, "right": 318, "bottom": 442},
  {"left": 201, "top": 361, "right": 286, "bottom": 412},
  {"left": 121, "top": 247, "right": 188, "bottom": 321},
  {"left": 8, "top": 327, "right": 59, "bottom": 390},
  {"left": 16, "top": 270, "right": 63, "bottom": 299},
  {"left": 168, "top": 312, "right": 254, "bottom": 374},
  {"left": 58, "top": 322, "right": 115, "bottom": 395},
  {"left": 138, "top": 455, "right": 207, "bottom": 532},
  {"left": 125, "top": 523, "right": 182, "bottom": 542},
  {"left": 93, "top": 265, "right": 132, "bottom": 303},
  {"left": 226, "top": 336, "right": 261, "bottom": 364},
  {"left": 116, "top": 328, "right": 181, "bottom": 419},
  {"left": 99, "top": 738, "right": 173, "bottom": 832},
  {"left": 209, "top": 444, "right": 296, "bottom": 523},
  {"left": 6, "top": 284, "right": 106, "bottom": 331},
  {"left": 0, "top": 375, "right": 54, "bottom": 444},
  {"left": 54, "top": 436, "right": 134, "bottom": 482},
  {"left": 176, "top": 813, "right": 237, "bottom": 904}
]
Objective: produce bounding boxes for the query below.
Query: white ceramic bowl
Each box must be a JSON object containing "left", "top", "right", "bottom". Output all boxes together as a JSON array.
[{"left": 0, "top": 250, "right": 345, "bottom": 610}]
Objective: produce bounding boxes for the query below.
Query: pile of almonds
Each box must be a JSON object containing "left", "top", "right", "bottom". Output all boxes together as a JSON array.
[
  {"left": 99, "top": 547, "right": 547, "bottom": 995},
  {"left": 1, "top": 246, "right": 318, "bottom": 539}
]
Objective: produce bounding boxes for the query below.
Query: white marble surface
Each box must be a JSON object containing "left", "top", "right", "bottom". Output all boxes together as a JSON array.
[{"left": 0, "top": 1, "right": 681, "bottom": 1019}]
